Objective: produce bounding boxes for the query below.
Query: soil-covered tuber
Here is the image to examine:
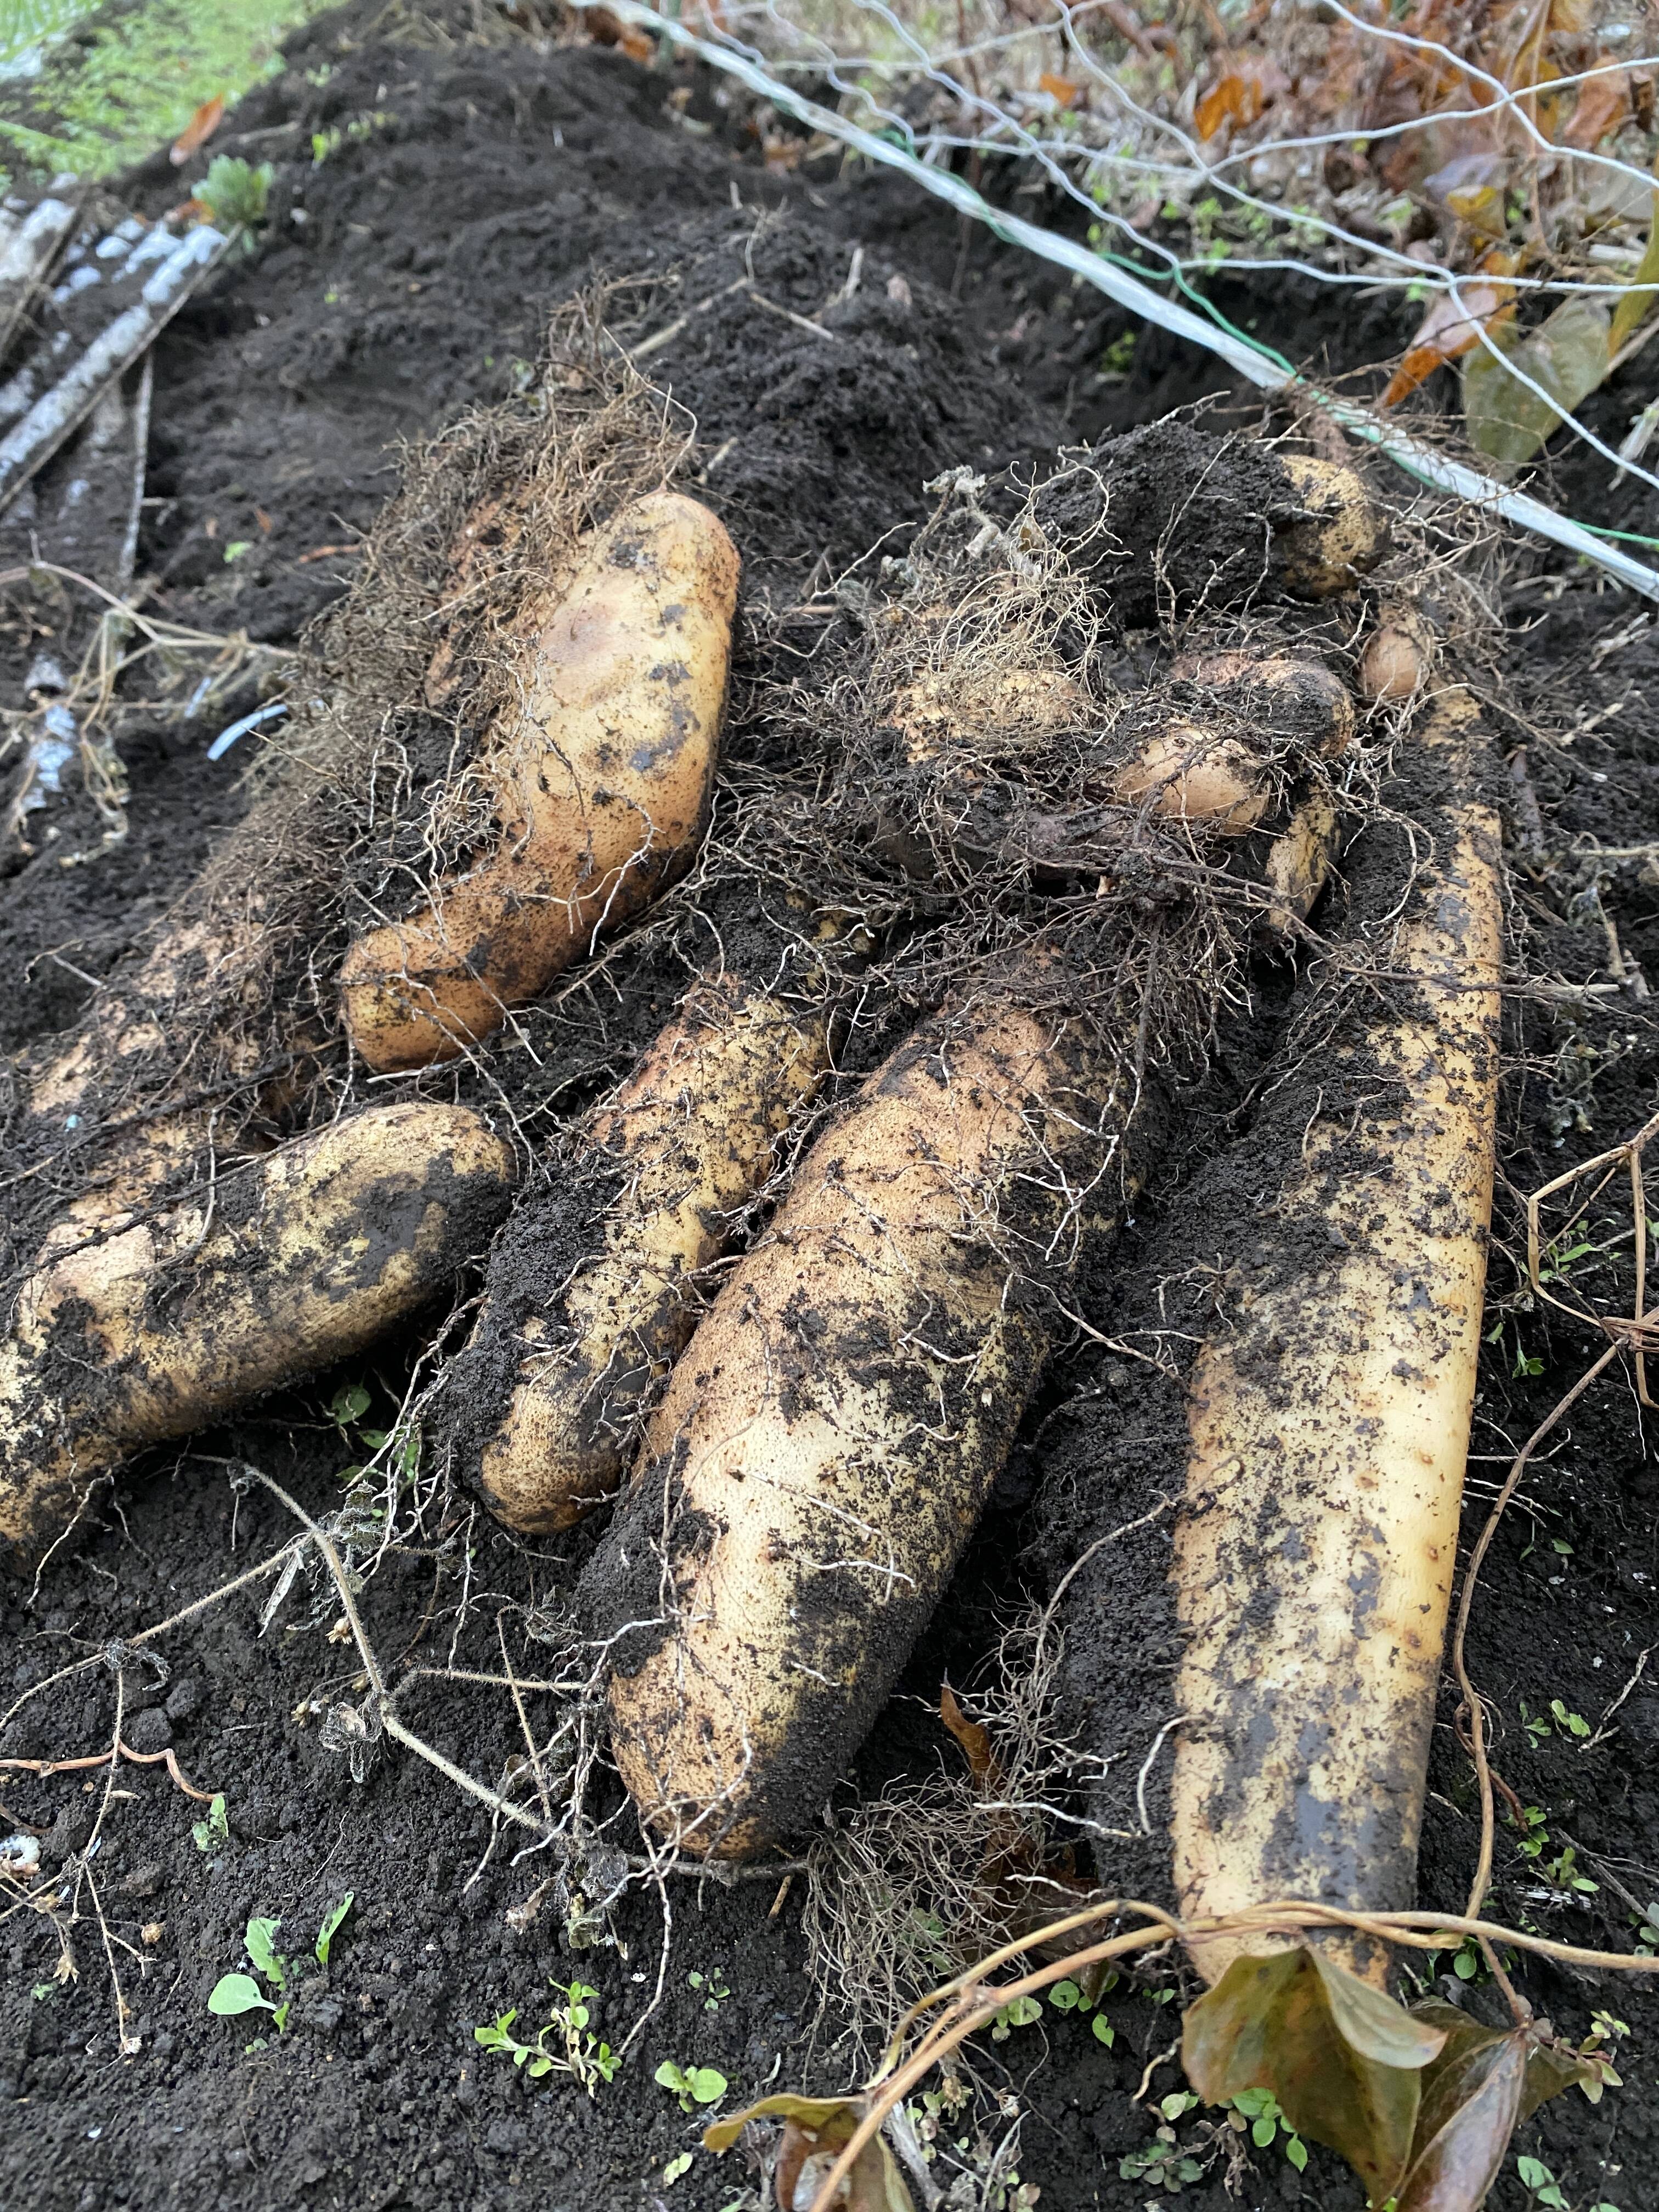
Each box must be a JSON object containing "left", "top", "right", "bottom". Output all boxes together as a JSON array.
[
  {"left": 591, "top": 980, "right": 1126, "bottom": 1858},
  {"left": 454, "top": 964, "right": 837, "bottom": 1536},
  {"left": 1169, "top": 686, "right": 1503, "bottom": 1985},
  {"left": 340, "top": 491, "right": 740, "bottom": 1072},
  {"left": 0, "top": 1103, "right": 514, "bottom": 1557}
]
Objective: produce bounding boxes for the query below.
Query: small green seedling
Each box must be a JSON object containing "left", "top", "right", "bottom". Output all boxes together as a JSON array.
[
  {"left": 1516, "top": 2153, "right": 1623, "bottom": 2212},
  {"left": 207, "top": 1894, "right": 353, "bottom": 2035},
  {"left": 315, "top": 1893, "right": 353, "bottom": 1968},
  {"left": 197, "top": 157, "right": 273, "bottom": 238},
  {"left": 474, "top": 1981, "right": 618, "bottom": 2096},
  {"left": 654, "top": 2059, "right": 728, "bottom": 2114},
  {"left": 1516, "top": 2155, "right": 1570, "bottom": 2209},
  {"left": 191, "top": 1793, "right": 229, "bottom": 1854},
  {"left": 1540, "top": 1842, "right": 1599, "bottom": 1896},
  {"left": 208, "top": 1915, "right": 291, "bottom": 2032},
  {"left": 1048, "top": 1972, "right": 1117, "bottom": 2046},
  {"left": 687, "top": 1966, "right": 731, "bottom": 2012},
  {"left": 662, "top": 2152, "right": 692, "bottom": 2185},
  {"left": 1633, "top": 1903, "right": 1659, "bottom": 1955},
  {"left": 328, "top": 1382, "right": 371, "bottom": 1427},
  {"left": 1226, "top": 2087, "right": 1308, "bottom": 2172},
  {"left": 1119, "top": 2129, "right": 1203, "bottom": 2192},
  {"left": 990, "top": 1994, "right": 1043, "bottom": 2042},
  {"left": 327, "top": 1378, "right": 421, "bottom": 1497}
]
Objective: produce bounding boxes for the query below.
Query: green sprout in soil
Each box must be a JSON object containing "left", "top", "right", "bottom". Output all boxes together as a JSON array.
[
  {"left": 207, "top": 1893, "right": 353, "bottom": 2036},
  {"left": 654, "top": 2058, "right": 729, "bottom": 2114},
  {"left": 190, "top": 1792, "right": 229, "bottom": 1854},
  {"left": 196, "top": 156, "right": 272, "bottom": 243},
  {"left": 687, "top": 1965, "right": 730, "bottom": 2012},
  {"left": 1048, "top": 1970, "right": 1118, "bottom": 2046},
  {"left": 1517, "top": 2152, "right": 1622, "bottom": 2212},
  {"left": 475, "top": 1980, "right": 618, "bottom": 2096},
  {"left": 1224, "top": 2086, "right": 1307, "bottom": 2172}
]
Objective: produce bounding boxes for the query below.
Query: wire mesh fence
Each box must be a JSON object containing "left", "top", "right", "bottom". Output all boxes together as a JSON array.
[{"left": 582, "top": 0, "right": 1659, "bottom": 589}]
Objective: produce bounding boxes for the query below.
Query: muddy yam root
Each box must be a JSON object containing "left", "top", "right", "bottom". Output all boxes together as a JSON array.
[
  {"left": 1170, "top": 686, "right": 1503, "bottom": 1985},
  {"left": 594, "top": 985, "right": 1124, "bottom": 1858},
  {"left": 0, "top": 1103, "right": 514, "bottom": 1556},
  {"left": 340, "top": 492, "right": 740, "bottom": 1072},
  {"left": 464, "top": 969, "right": 835, "bottom": 1536}
]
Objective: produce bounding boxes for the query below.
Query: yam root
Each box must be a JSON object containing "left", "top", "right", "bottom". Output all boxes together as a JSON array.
[
  {"left": 459, "top": 964, "right": 836, "bottom": 1536},
  {"left": 0, "top": 1102, "right": 514, "bottom": 1557},
  {"left": 1169, "top": 686, "right": 1503, "bottom": 1985},
  {"left": 1169, "top": 649, "right": 1357, "bottom": 758},
  {"left": 1274, "top": 455, "right": 1387, "bottom": 599},
  {"left": 1359, "top": 602, "right": 1436, "bottom": 704},
  {"left": 593, "top": 982, "right": 1125, "bottom": 1858},
  {"left": 1113, "top": 722, "right": 1270, "bottom": 834},
  {"left": 340, "top": 492, "right": 740, "bottom": 1073},
  {"left": 1106, "top": 651, "right": 1355, "bottom": 834},
  {"left": 1262, "top": 789, "right": 1341, "bottom": 935},
  {"left": 1033, "top": 420, "right": 1385, "bottom": 618}
]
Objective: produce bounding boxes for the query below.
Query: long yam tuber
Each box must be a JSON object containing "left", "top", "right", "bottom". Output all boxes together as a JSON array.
[
  {"left": 464, "top": 966, "right": 836, "bottom": 1536},
  {"left": 1170, "top": 687, "right": 1503, "bottom": 1985},
  {"left": 595, "top": 982, "right": 1124, "bottom": 1857}
]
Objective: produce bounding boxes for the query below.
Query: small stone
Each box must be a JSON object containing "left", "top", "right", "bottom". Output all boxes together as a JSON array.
[{"left": 119, "top": 1863, "right": 163, "bottom": 1899}]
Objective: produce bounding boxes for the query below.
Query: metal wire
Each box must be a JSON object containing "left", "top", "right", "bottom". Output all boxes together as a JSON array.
[{"left": 577, "top": 0, "right": 1659, "bottom": 597}]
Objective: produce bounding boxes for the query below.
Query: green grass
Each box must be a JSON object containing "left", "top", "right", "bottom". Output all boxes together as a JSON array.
[{"left": 0, "top": 0, "right": 340, "bottom": 184}]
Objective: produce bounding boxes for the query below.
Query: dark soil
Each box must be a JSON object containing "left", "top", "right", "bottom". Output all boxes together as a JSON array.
[{"left": 3, "top": 7, "right": 1659, "bottom": 2212}]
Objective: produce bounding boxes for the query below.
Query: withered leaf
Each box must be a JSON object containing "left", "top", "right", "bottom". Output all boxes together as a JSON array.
[
  {"left": 704, "top": 2092, "right": 916, "bottom": 2211},
  {"left": 1395, "top": 2013, "right": 1527, "bottom": 2211},
  {"left": 1462, "top": 295, "right": 1611, "bottom": 470},
  {"left": 1184, "top": 1948, "right": 1445, "bottom": 2207}
]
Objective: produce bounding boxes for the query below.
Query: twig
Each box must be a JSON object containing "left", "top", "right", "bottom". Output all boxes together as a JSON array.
[{"left": 0, "top": 1739, "right": 218, "bottom": 1803}]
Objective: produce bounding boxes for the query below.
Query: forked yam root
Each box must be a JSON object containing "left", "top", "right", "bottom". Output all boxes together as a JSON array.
[
  {"left": 340, "top": 492, "right": 740, "bottom": 1073},
  {"left": 467, "top": 968, "right": 836, "bottom": 1535},
  {"left": 0, "top": 1103, "right": 514, "bottom": 1556},
  {"left": 597, "top": 983, "right": 1125, "bottom": 1858},
  {"left": 1170, "top": 686, "right": 1503, "bottom": 1986}
]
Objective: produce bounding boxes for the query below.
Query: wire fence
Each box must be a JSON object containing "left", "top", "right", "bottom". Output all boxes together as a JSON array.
[{"left": 582, "top": 0, "right": 1659, "bottom": 593}]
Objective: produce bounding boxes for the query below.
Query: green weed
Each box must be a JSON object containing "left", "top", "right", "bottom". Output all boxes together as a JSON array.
[
  {"left": 475, "top": 1981, "right": 618, "bottom": 2096},
  {"left": 654, "top": 2059, "right": 728, "bottom": 2113},
  {"left": 207, "top": 1893, "right": 353, "bottom": 2036}
]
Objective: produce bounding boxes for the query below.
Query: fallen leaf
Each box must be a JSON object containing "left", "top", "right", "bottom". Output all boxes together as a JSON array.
[
  {"left": 705, "top": 2094, "right": 915, "bottom": 2211},
  {"left": 1195, "top": 56, "right": 1289, "bottom": 142},
  {"left": 1395, "top": 2014, "right": 1527, "bottom": 2211},
  {"left": 940, "top": 1684, "right": 998, "bottom": 1790},
  {"left": 1560, "top": 65, "right": 1629, "bottom": 149},
  {"left": 1039, "top": 72, "right": 1081, "bottom": 108},
  {"left": 585, "top": 5, "right": 653, "bottom": 63},
  {"left": 170, "top": 95, "right": 225, "bottom": 167},
  {"left": 1463, "top": 293, "right": 1611, "bottom": 468},
  {"left": 1611, "top": 192, "right": 1659, "bottom": 354},
  {"left": 1383, "top": 273, "right": 1516, "bottom": 406},
  {"left": 1184, "top": 1947, "right": 1445, "bottom": 2208}
]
